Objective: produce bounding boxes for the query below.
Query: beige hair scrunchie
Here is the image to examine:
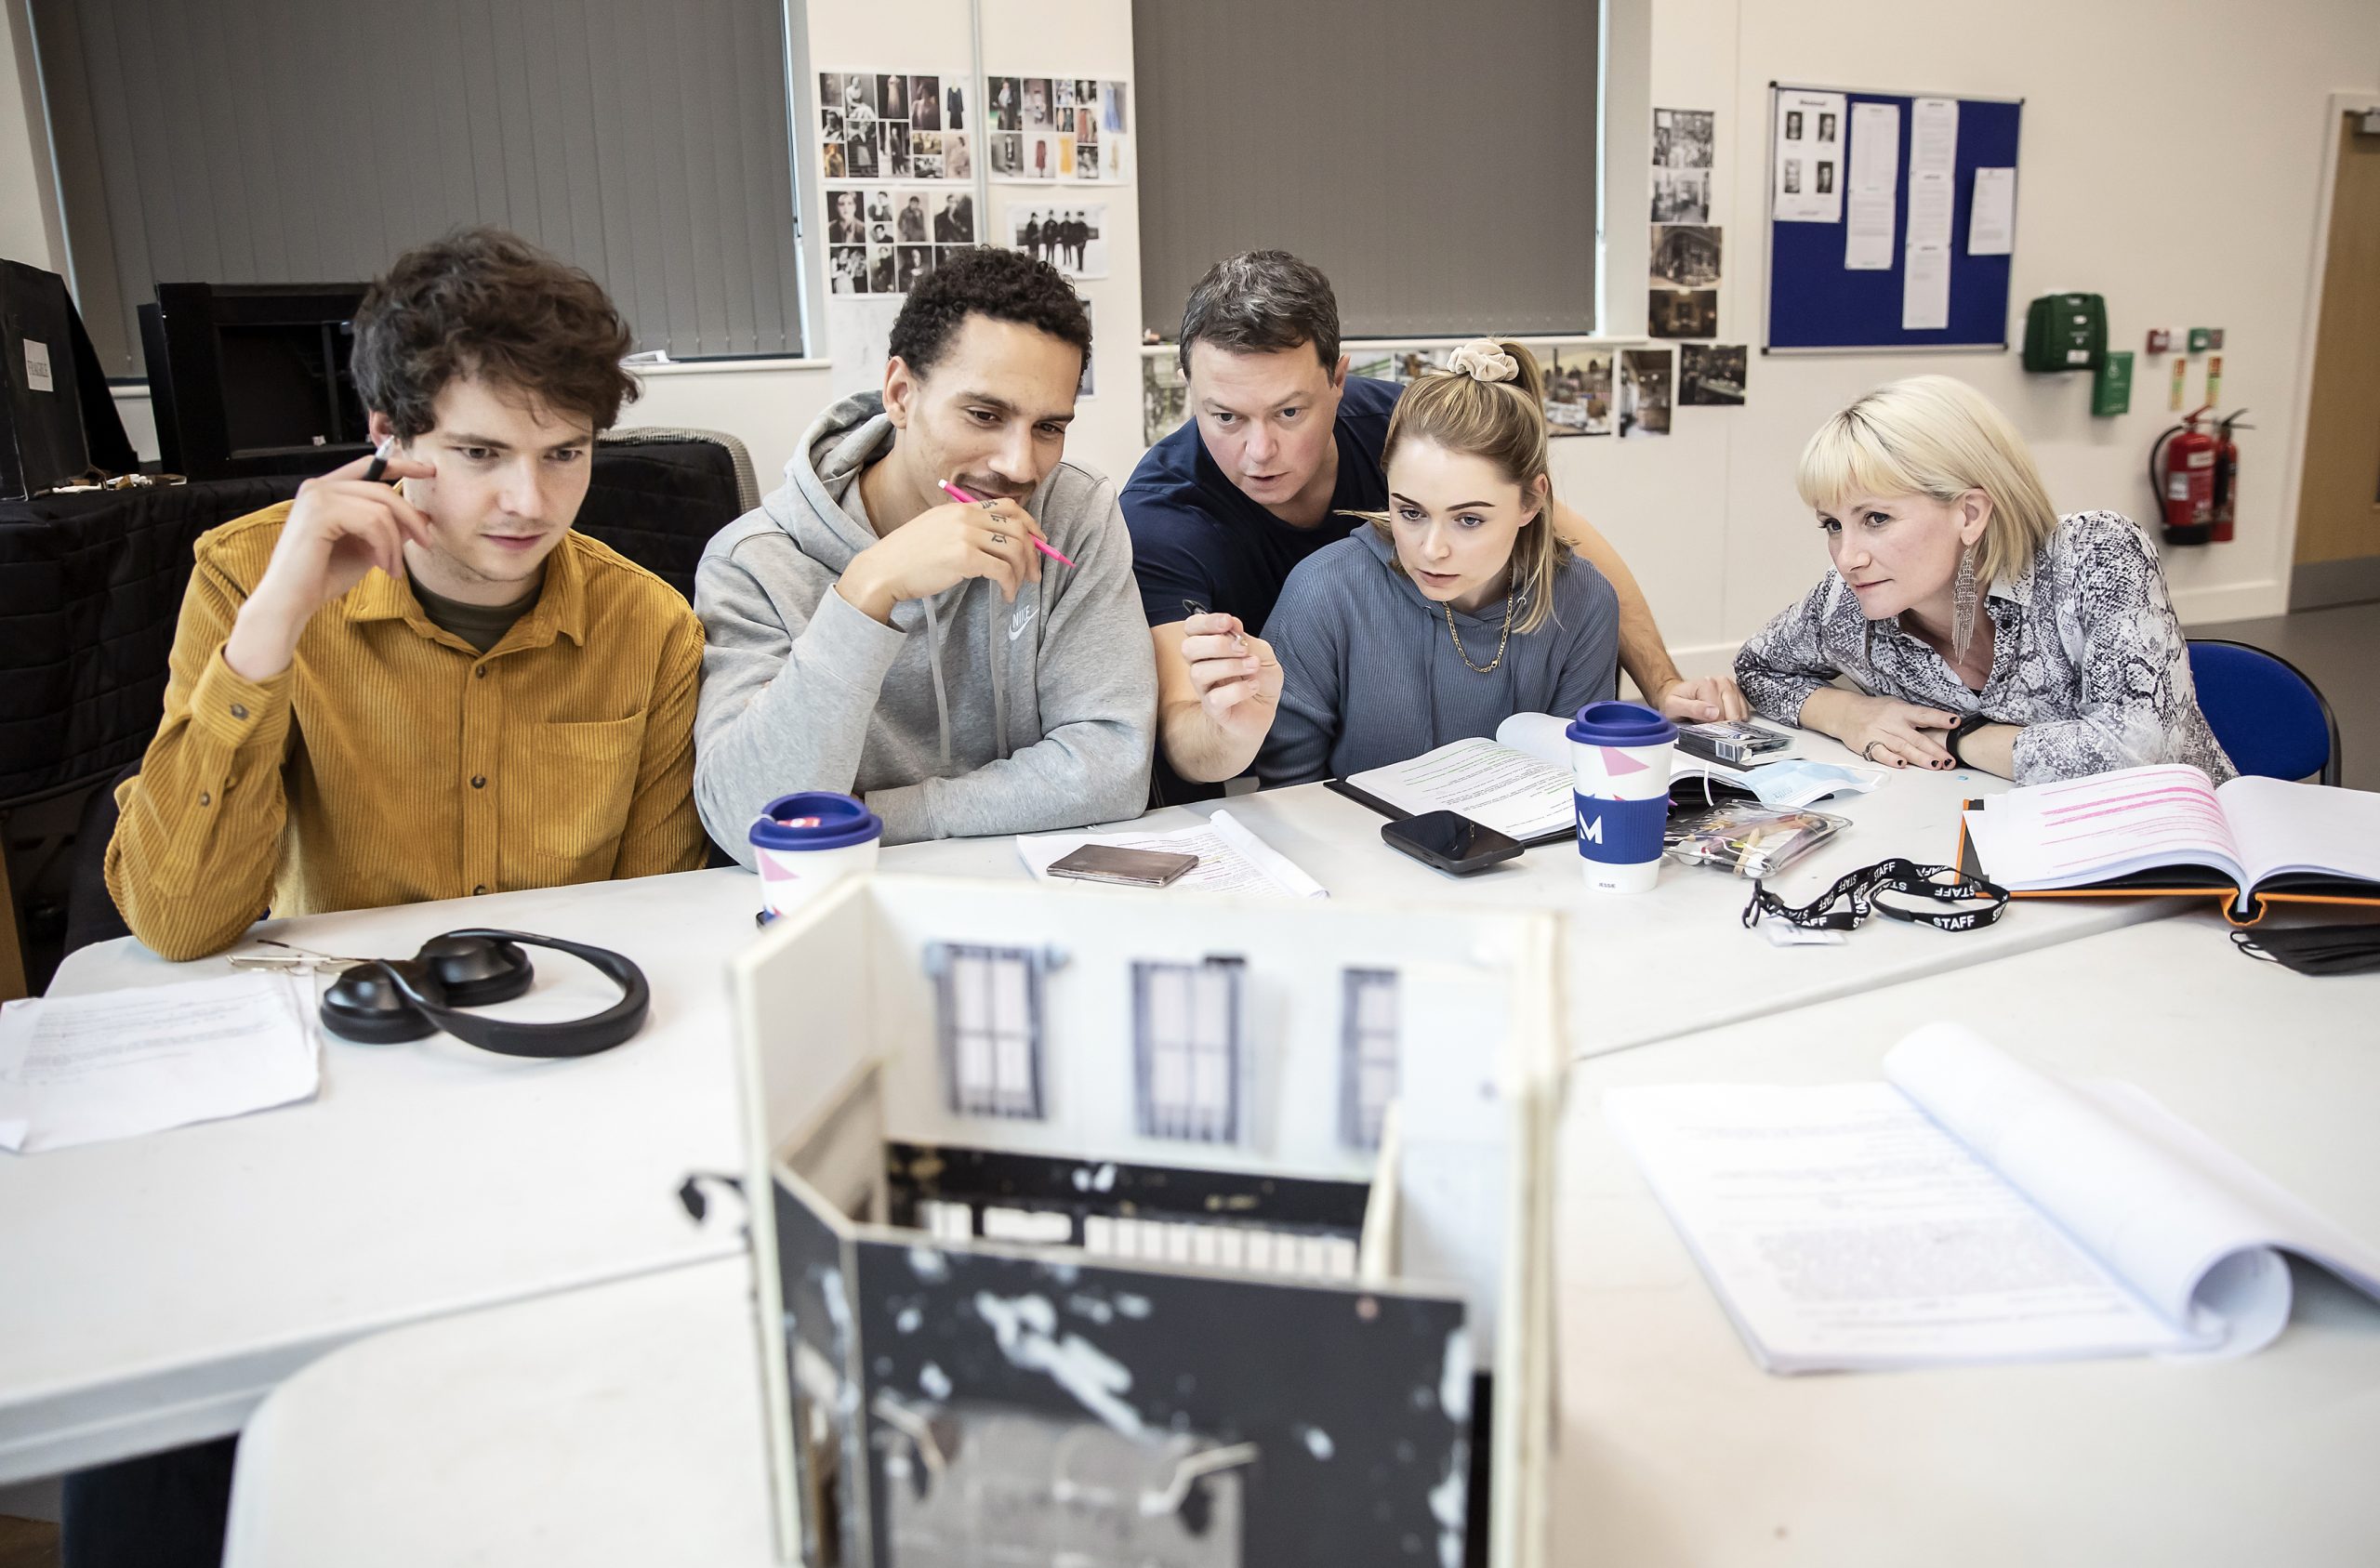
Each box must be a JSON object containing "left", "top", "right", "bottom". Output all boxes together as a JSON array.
[{"left": 1445, "top": 338, "right": 1519, "bottom": 384}]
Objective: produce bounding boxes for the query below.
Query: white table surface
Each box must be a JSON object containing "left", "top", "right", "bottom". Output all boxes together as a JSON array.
[
  {"left": 1553, "top": 910, "right": 2380, "bottom": 1566},
  {"left": 0, "top": 868, "right": 760, "bottom": 1482},
  {"left": 223, "top": 1256, "right": 775, "bottom": 1568},
  {"left": 942, "top": 736, "right": 2177, "bottom": 1056},
  {"left": 218, "top": 912, "right": 2380, "bottom": 1567},
  {"left": 0, "top": 738, "right": 2188, "bottom": 1482}
]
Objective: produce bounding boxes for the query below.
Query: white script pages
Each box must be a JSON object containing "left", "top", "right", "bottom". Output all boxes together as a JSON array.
[
  {"left": 0, "top": 972, "right": 319, "bottom": 1153},
  {"left": 1605, "top": 1023, "right": 2380, "bottom": 1372}
]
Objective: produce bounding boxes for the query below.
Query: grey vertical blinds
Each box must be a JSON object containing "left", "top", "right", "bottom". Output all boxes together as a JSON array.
[
  {"left": 30, "top": 0, "right": 806, "bottom": 374},
  {"left": 1131, "top": 0, "right": 1599, "bottom": 340}
]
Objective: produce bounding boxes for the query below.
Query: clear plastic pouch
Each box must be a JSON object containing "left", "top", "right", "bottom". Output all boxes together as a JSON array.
[{"left": 1664, "top": 803, "right": 1849, "bottom": 878}]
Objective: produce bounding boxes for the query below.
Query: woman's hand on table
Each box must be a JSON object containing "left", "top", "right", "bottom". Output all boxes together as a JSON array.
[{"left": 1801, "top": 688, "right": 1959, "bottom": 770}]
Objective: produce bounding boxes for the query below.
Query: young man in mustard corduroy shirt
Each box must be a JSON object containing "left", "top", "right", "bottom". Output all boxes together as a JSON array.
[{"left": 105, "top": 228, "right": 707, "bottom": 961}]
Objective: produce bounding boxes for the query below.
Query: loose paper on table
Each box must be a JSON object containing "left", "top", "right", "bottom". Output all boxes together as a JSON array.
[
  {"left": 0, "top": 971, "right": 320, "bottom": 1153},
  {"left": 1844, "top": 101, "right": 1900, "bottom": 270},
  {"left": 1605, "top": 1022, "right": 2380, "bottom": 1373},
  {"left": 1346, "top": 735, "right": 1576, "bottom": 841},
  {"left": 1016, "top": 809, "right": 1327, "bottom": 899}
]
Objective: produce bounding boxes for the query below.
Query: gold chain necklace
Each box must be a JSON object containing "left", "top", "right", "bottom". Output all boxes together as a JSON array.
[{"left": 1443, "top": 582, "right": 1516, "bottom": 674}]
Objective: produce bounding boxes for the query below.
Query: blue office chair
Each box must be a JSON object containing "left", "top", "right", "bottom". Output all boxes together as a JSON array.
[{"left": 2187, "top": 639, "right": 2342, "bottom": 785}]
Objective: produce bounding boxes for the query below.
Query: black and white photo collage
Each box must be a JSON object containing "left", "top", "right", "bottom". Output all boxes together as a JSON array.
[
  {"left": 984, "top": 76, "right": 1130, "bottom": 183},
  {"left": 819, "top": 71, "right": 979, "bottom": 296}
]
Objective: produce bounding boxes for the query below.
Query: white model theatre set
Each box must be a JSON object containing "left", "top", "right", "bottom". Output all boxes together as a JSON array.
[{"left": 730, "top": 876, "right": 1565, "bottom": 1567}]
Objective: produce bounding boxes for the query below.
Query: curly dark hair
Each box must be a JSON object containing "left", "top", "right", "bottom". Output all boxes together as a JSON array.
[
  {"left": 350, "top": 227, "right": 639, "bottom": 440},
  {"left": 888, "top": 246, "right": 1091, "bottom": 381}
]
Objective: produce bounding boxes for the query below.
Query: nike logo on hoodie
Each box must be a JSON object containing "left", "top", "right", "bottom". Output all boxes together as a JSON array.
[{"left": 1009, "top": 601, "right": 1038, "bottom": 641}]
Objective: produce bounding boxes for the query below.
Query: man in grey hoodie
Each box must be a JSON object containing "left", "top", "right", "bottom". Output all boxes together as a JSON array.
[{"left": 694, "top": 248, "right": 1156, "bottom": 852}]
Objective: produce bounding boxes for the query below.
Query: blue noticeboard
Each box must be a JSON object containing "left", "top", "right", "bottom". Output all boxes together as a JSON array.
[{"left": 1763, "top": 86, "right": 2023, "bottom": 352}]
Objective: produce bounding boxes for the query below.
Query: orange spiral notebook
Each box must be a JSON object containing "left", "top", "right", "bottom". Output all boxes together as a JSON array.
[{"left": 1954, "top": 765, "right": 2380, "bottom": 928}]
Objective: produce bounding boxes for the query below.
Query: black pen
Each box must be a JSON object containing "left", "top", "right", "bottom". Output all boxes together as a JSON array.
[
  {"left": 1182, "top": 600, "right": 1247, "bottom": 651},
  {"left": 361, "top": 435, "right": 396, "bottom": 485}
]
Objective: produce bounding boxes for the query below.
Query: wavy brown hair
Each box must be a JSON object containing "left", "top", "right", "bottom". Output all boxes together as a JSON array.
[{"left": 350, "top": 227, "right": 639, "bottom": 441}]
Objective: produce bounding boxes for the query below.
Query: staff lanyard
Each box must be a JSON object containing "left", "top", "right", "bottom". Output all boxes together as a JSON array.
[{"left": 1743, "top": 858, "right": 2010, "bottom": 934}]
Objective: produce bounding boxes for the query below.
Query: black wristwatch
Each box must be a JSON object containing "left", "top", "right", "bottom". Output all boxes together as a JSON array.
[{"left": 1946, "top": 712, "right": 1993, "bottom": 767}]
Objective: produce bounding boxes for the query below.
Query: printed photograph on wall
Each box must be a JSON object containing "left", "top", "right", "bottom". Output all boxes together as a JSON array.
[
  {"left": 1143, "top": 353, "right": 1188, "bottom": 446},
  {"left": 826, "top": 189, "right": 970, "bottom": 295},
  {"left": 988, "top": 75, "right": 1134, "bottom": 182},
  {"left": 1653, "top": 108, "right": 1713, "bottom": 169},
  {"left": 1544, "top": 346, "right": 1613, "bottom": 436},
  {"left": 1619, "top": 348, "right": 1673, "bottom": 438},
  {"left": 1679, "top": 344, "right": 1748, "bottom": 406},
  {"left": 1651, "top": 168, "right": 1710, "bottom": 224},
  {"left": 1649, "top": 224, "right": 1722, "bottom": 290},
  {"left": 1011, "top": 204, "right": 1107, "bottom": 279},
  {"left": 1648, "top": 289, "right": 1719, "bottom": 339},
  {"left": 1648, "top": 222, "right": 1721, "bottom": 340},
  {"left": 818, "top": 72, "right": 970, "bottom": 187}
]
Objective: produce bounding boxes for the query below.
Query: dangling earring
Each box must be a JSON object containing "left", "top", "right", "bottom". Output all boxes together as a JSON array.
[{"left": 1950, "top": 544, "right": 1979, "bottom": 662}]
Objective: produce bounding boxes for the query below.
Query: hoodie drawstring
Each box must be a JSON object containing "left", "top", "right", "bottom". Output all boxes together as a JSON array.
[{"left": 920, "top": 594, "right": 954, "bottom": 771}]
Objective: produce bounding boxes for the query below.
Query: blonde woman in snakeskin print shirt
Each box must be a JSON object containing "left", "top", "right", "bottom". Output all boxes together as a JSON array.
[{"left": 1735, "top": 376, "right": 2233, "bottom": 786}]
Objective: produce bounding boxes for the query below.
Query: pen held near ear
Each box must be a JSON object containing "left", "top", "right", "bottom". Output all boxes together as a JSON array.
[{"left": 362, "top": 435, "right": 397, "bottom": 486}]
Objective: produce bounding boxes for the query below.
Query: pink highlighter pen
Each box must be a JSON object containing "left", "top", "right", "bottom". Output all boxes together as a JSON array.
[{"left": 938, "top": 480, "right": 1078, "bottom": 568}]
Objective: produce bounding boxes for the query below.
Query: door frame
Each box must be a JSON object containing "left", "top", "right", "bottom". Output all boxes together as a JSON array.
[{"left": 2278, "top": 90, "right": 2380, "bottom": 580}]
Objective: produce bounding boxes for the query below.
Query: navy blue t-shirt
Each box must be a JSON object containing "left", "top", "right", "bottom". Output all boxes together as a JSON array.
[{"left": 1120, "top": 376, "right": 1403, "bottom": 638}]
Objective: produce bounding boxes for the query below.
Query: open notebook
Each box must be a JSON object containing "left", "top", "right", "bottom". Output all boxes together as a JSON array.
[
  {"left": 1959, "top": 764, "right": 2380, "bottom": 925},
  {"left": 1325, "top": 714, "right": 1761, "bottom": 845},
  {"left": 1606, "top": 1023, "right": 2380, "bottom": 1374}
]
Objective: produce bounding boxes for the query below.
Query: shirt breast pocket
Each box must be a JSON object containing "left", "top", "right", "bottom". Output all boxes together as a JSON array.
[{"left": 503, "top": 711, "right": 649, "bottom": 884}]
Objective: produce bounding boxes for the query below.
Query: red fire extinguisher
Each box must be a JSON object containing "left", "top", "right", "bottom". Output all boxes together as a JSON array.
[
  {"left": 2149, "top": 407, "right": 2218, "bottom": 547},
  {"left": 2208, "top": 410, "right": 2250, "bottom": 545}
]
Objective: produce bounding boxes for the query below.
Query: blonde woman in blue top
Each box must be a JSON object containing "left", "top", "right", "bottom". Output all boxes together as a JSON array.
[{"left": 1256, "top": 338, "right": 1621, "bottom": 785}]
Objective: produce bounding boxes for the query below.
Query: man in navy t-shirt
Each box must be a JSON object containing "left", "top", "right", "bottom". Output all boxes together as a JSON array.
[{"left": 1122, "top": 250, "right": 1747, "bottom": 792}]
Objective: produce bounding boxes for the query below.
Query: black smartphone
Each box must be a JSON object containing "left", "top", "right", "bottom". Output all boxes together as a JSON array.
[{"left": 1381, "top": 810, "right": 1526, "bottom": 876}]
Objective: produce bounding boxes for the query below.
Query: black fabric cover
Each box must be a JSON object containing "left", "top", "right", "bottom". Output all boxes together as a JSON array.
[
  {"left": 0, "top": 438, "right": 746, "bottom": 804},
  {"left": 573, "top": 436, "right": 745, "bottom": 601}
]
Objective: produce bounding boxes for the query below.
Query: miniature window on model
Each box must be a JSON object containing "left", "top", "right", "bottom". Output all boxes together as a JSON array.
[
  {"left": 932, "top": 943, "right": 1045, "bottom": 1120},
  {"left": 1132, "top": 957, "right": 1245, "bottom": 1143},
  {"left": 1341, "top": 968, "right": 1400, "bottom": 1152}
]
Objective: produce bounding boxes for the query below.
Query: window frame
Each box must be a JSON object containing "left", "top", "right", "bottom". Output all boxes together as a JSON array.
[
  {"left": 1340, "top": 968, "right": 1400, "bottom": 1153},
  {"left": 931, "top": 942, "right": 1047, "bottom": 1122},
  {"left": 1130, "top": 956, "right": 1246, "bottom": 1144}
]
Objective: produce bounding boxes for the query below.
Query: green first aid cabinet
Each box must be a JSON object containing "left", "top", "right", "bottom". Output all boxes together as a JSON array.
[{"left": 2023, "top": 292, "right": 2107, "bottom": 373}]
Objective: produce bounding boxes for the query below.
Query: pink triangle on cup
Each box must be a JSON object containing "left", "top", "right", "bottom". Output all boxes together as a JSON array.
[{"left": 1598, "top": 745, "right": 1652, "bottom": 774}]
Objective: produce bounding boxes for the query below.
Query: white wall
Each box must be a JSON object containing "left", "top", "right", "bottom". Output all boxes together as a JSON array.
[
  {"left": 20, "top": 0, "right": 2380, "bottom": 655},
  {"left": 1574, "top": 0, "right": 2380, "bottom": 670},
  {"left": 0, "top": 0, "right": 61, "bottom": 274}
]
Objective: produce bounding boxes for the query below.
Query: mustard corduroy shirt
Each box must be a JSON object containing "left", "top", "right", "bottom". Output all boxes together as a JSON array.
[{"left": 106, "top": 503, "right": 708, "bottom": 960}]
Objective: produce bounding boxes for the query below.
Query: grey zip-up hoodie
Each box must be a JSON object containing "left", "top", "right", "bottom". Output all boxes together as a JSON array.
[
  {"left": 1257, "top": 523, "right": 1619, "bottom": 786},
  {"left": 694, "top": 392, "right": 1157, "bottom": 857}
]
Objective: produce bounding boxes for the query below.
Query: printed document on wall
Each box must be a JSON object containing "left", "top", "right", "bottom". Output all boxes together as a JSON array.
[
  {"left": 1771, "top": 89, "right": 1845, "bottom": 223},
  {"left": 1844, "top": 102, "right": 1900, "bottom": 270},
  {"left": 1910, "top": 96, "right": 1959, "bottom": 178},
  {"left": 1902, "top": 245, "right": 1950, "bottom": 331},
  {"left": 1968, "top": 167, "right": 2016, "bottom": 255}
]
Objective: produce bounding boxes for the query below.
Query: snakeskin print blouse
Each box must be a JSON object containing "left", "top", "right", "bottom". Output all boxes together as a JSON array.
[{"left": 1734, "top": 510, "right": 2235, "bottom": 785}]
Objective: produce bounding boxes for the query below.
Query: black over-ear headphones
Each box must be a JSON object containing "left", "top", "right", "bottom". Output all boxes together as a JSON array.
[{"left": 318, "top": 929, "right": 650, "bottom": 1058}]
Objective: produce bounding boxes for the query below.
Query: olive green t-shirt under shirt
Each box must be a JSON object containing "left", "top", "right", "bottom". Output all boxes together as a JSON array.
[{"left": 408, "top": 571, "right": 545, "bottom": 653}]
